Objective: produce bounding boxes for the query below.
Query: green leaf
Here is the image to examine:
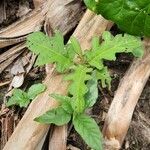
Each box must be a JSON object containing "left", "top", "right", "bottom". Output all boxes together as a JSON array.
[
  {"left": 84, "top": 0, "right": 99, "bottom": 13},
  {"left": 132, "top": 47, "right": 144, "bottom": 57},
  {"left": 73, "top": 114, "right": 103, "bottom": 150},
  {"left": 96, "top": 67, "right": 112, "bottom": 89},
  {"left": 86, "top": 31, "right": 143, "bottom": 70},
  {"left": 65, "top": 65, "right": 92, "bottom": 113},
  {"left": 34, "top": 107, "right": 71, "bottom": 126},
  {"left": 6, "top": 89, "right": 30, "bottom": 107},
  {"left": 27, "top": 83, "right": 46, "bottom": 99},
  {"left": 50, "top": 94, "right": 73, "bottom": 114},
  {"left": 84, "top": 0, "right": 150, "bottom": 37},
  {"left": 85, "top": 74, "right": 98, "bottom": 108},
  {"left": 27, "top": 31, "right": 74, "bottom": 72},
  {"left": 66, "top": 43, "right": 76, "bottom": 60},
  {"left": 70, "top": 36, "right": 83, "bottom": 57}
]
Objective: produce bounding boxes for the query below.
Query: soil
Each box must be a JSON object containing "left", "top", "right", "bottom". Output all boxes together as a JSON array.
[{"left": 0, "top": 0, "right": 150, "bottom": 150}]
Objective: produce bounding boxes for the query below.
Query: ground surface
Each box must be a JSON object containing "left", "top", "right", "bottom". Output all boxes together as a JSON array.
[{"left": 0, "top": 0, "right": 149, "bottom": 150}]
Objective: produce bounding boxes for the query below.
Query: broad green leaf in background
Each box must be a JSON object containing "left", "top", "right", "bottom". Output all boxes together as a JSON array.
[
  {"left": 6, "top": 89, "right": 30, "bottom": 107},
  {"left": 27, "top": 83, "right": 46, "bottom": 99},
  {"left": 50, "top": 94, "right": 73, "bottom": 114},
  {"left": 65, "top": 65, "right": 92, "bottom": 113},
  {"left": 73, "top": 114, "right": 103, "bottom": 150},
  {"left": 34, "top": 107, "right": 71, "bottom": 126},
  {"left": 85, "top": 74, "right": 98, "bottom": 108},
  {"left": 96, "top": 67, "right": 112, "bottom": 90},
  {"left": 84, "top": 0, "right": 150, "bottom": 37},
  {"left": 83, "top": 0, "right": 99, "bottom": 13},
  {"left": 86, "top": 31, "right": 143, "bottom": 70},
  {"left": 27, "top": 31, "right": 75, "bottom": 72}
]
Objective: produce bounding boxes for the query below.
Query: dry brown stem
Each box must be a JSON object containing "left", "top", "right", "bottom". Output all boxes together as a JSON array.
[
  {"left": 0, "top": 4, "right": 47, "bottom": 48},
  {"left": 103, "top": 39, "right": 150, "bottom": 150}
]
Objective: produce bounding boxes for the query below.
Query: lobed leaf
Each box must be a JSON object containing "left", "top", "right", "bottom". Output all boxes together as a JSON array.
[
  {"left": 85, "top": 73, "right": 98, "bottom": 108},
  {"left": 70, "top": 36, "right": 83, "bottom": 57},
  {"left": 86, "top": 31, "right": 143, "bottom": 70},
  {"left": 96, "top": 67, "right": 112, "bottom": 90},
  {"left": 65, "top": 65, "right": 92, "bottom": 113},
  {"left": 27, "top": 31, "right": 75, "bottom": 72}
]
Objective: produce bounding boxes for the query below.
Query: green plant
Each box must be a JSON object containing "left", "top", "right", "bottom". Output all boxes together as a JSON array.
[
  {"left": 7, "top": 83, "right": 46, "bottom": 107},
  {"left": 84, "top": 0, "right": 150, "bottom": 37},
  {"left": 26, "top": 31, "right": 143, "bottom": 150}
]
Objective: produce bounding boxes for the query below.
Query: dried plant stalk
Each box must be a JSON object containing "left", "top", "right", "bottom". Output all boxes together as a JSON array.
[
  {"left": 0, "top": 3, "right": 47, "bottom": 48},
  {"left": 48, "top": 126, "right": 67, "bottom": 150},
  {"left": 0, "top": 44, "right": 26, "bottom": 74},
  {"left": 103, "top": 39, "right": 150, "bottom": 150},
  {"left": 33, "top": 0, "right": 46, "bottom": 8}
]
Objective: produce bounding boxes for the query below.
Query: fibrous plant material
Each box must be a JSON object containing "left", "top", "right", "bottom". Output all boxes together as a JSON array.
[
  {"left": 0, "top": 0, "right": 6, "bottom": 24},
  {"left": 103, "top": 39, "right": 150, "bottom": 149},
  {"left": 2, "top": 1, "right": 86, "bottom": 149},
  {"left": 0, "top": 3, "right": 47, "bottom": 48},
  {"left": 33, "top": 0, "right": 45, "bottom": 8},
  {"left": 48, "top": 126, "right": 67, "bottom": 150},
  {"left": 0, "top": 43, "right": 26, "bottom": 74}
]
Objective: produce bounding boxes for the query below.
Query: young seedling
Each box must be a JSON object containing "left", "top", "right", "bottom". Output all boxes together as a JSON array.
[
  {"left": 7, "top": 83, "right": 46, "bottom": 107},
  {"left": 26, "top": 31, "right": 143, "bottom": 150},
  {"left": 84, "top": 0, "right": 150, "bottom": 37}
]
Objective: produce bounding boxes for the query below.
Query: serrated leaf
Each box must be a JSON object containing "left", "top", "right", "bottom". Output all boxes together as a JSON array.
[
  {"left": 96, "top": 67, "right": 112, "bottom": 90},
  {"left": 27, "top": 31, "right": 74, "bottom": 72},
  {"left": 70, "top": 36, "right": 83, "bottom": 57},
  {"left": 66, "top": 43, "right": 76, "bottom": 60},
  {"left": 65, "top": 65, "right": 92, "bottom": 113},
  {"left": 84, "top": 0, "right": 150, "bottom": 37},
  {"left": 86, "top": 31, "right": 143, "bottom": 70},
  {"left": 85, "top": 73, "right": 98, "bottom": 108},
  {"left": 34, "top": 107, "right": 71, "bottom": 126},
  {"left": 6, "top": 89, "right": 30, "bottom": 107},
  {"left": 50, "top": 94, "right": 73, "bottom": 114},
  {"left": 73, "top": 114, "right": 103, "bottom": 150},
  {"left": 27, "top": 83, "right": 46, "bottom": 99}
]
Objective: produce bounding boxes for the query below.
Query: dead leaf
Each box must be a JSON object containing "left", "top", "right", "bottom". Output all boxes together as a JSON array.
[
  {"left": 10, "top": 74, "right": 24, "bottom": 89},
  {"left": 17, "top": 1, "right": 31, "bottom": 18}
]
